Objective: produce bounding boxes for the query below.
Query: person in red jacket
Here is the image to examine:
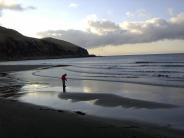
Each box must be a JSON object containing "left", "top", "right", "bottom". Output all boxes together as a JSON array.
[{"left": 61, "top": 74, "right": 67, "bottom": 93}]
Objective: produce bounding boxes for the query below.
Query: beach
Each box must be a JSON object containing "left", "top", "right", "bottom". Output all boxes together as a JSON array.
[
  {"left": 0, "top": 0, "right": 184, "bottom": 137},
  {"left": 0, "top": 65, "right": 184, "bottom": 138}
]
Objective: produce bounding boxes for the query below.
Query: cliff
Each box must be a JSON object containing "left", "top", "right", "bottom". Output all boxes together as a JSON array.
[{"left": 0, "top": 26, "right": 89, "bottom": 60}]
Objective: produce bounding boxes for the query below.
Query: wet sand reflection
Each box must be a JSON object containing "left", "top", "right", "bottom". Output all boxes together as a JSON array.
[{"left": 58, "top": 92, "right": 178, "bottom": 109}]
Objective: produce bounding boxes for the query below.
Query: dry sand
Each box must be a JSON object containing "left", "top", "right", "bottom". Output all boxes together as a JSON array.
[{"left": 0, "top": 65, "right": 184, "bottom": 138}]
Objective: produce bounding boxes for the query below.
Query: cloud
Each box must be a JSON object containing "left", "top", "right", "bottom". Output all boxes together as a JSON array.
[
  {"left": 26, "top": 6, "right": 36, "bottom": 10},
  {"left": 69, "top": 3, "right": 79, "bottom": 8},
  {"left": 126, "top": 9, "right": 151, "bottom": 19},
  {"left": 87, "top": 20, "right": 121, "bottom": 35},
  {"left": 168, "top": 8, "right": 175, "bottom": 16},
  {"left": 0, "top": 0, "right": 36, "bottom": 16},
  {"left": 38, "top": 13, "right": 184, "bottom": 48}
]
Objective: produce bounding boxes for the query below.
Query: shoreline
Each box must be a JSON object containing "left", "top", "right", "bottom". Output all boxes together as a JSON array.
[
  {"left": 0, "top": 65, "right": 184, "bottom": 138},
  {"left": 0, "top": 65, "right": 50, "bottom": 73},
  {"left": 0, "top": 54, "right": 96, "bottom": 62}
]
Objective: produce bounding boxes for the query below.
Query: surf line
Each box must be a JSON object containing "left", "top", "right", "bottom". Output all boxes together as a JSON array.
[
  {"left": 32, "top": 66, "right": 184, "bottom": 88},
  {"left": 32, "top": 65, "right": 70, "bottom": 79}
]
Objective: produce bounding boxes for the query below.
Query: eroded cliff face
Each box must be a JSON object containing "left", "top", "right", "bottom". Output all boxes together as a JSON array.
[{"left": 0, "top": 26, "right": 89, "bottom": 60}]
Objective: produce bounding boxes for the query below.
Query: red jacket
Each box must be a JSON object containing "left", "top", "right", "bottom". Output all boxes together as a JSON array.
[{"left": 61, "top": 74, "right": 67, "bottom": 81}]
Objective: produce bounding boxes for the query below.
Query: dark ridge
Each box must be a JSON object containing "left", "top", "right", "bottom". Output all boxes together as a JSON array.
[{"left": 0, "top": 26, "right": 90, "bottom": 61}]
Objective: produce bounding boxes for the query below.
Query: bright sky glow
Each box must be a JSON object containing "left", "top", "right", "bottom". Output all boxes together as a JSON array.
[{"left": 0, "top": 0, "right": 184, "bottom": 55}]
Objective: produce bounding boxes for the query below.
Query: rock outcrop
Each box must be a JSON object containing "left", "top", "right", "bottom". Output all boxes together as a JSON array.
[{"left": 0, "top": 26, "right": 89, "bottom": 60}]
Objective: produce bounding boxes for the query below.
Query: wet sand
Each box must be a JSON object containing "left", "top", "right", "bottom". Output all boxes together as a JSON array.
[
  {"left": 0, "top": 65, "right": 184, "bottom": 138},
  {"left": 0, "top": 65, "right": 49, "bottom": 72},
  {"left": 59, "top": 92, "right": 177, "bottom": 109}
]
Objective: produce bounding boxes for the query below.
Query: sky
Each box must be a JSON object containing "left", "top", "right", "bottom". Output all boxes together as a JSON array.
[{"left": 0, "top": 0, "right": 184, "bottom": 56}]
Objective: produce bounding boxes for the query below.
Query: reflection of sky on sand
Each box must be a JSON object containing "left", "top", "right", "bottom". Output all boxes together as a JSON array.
[
  {"left": 10, "top": 66, "right": 184, "bottom": 130},
  {"left": 71, "top": 79, "right": 184, "bottom": 106},
  {"left": 22, "top": 84, "right": 43, "bottom": 91}
]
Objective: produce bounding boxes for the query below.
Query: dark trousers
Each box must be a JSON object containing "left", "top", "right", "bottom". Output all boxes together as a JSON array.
[{"left": 62, "top": 80, "right": 66, "bottom": 93}]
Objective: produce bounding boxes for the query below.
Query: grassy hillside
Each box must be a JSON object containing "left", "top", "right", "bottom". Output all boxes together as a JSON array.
[{"left": 0, "top": 26, "right": 89, "bottom": 60}]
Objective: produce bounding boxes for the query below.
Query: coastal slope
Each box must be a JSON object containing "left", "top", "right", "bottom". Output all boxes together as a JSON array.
[{"left": 0, "top": 26, "right": 89, "bottom": 60}]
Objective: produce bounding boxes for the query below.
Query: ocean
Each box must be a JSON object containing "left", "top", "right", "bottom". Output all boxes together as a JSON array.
[{"left": 1, "top": 53, "right": 184, "bottom": 129}]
